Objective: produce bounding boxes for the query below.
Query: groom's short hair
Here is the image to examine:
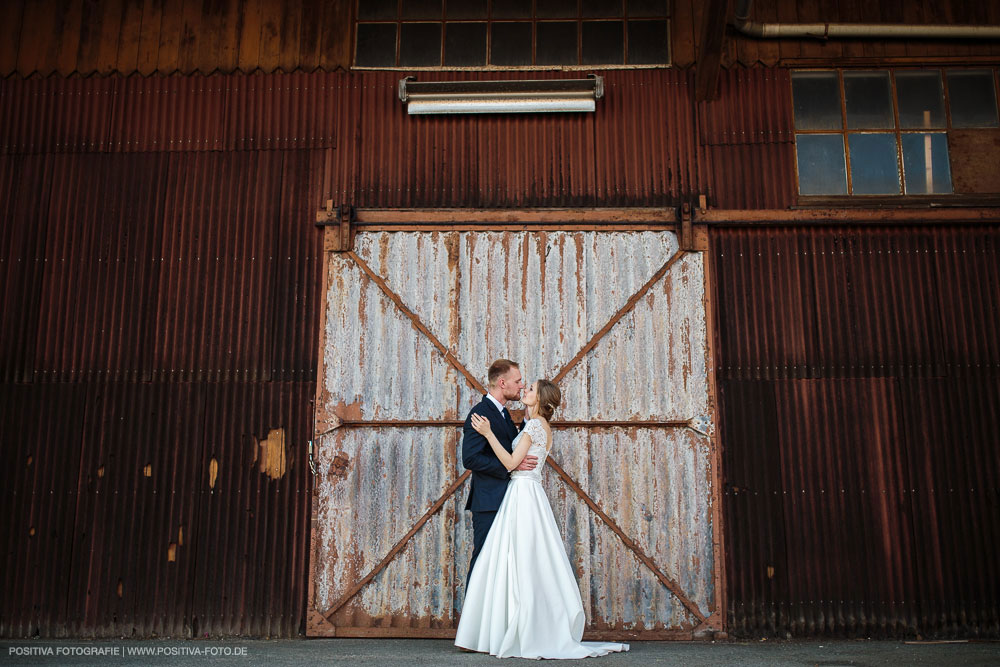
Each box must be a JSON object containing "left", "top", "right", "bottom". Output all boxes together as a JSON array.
[{"left": 488, "top": 359, "right": 519, "bottom": 387}]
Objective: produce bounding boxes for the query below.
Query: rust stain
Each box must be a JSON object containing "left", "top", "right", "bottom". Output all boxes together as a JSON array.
[
  {"left": 209, "top": 457, "right": 218, "bottom": 489},
  {"left": 29, "top": 527, "right": 35, "bottom": 537},
  {"left": 333, "top": 399, "right": 362, "bottom": 421},
  {"left": 117, "top": 580, "right": 123, "bottom": 598},
  {"left": 258, "top": 428, "right": 287, "bottom": 480},
  {"left": 143, "top": 464, "right": 152, "bottom": 477},
  {"left": 26, "top": 455, "right": 32, "bottom": 466},
  {"left": 167, "top": 543, "right": 177, "bottom": 562},
  {"left": 178, "top": 525, "right": 184, "bottom": 546},
  {"left": 97, "top": 465, "right": 105, "bottom": 478},
  {"left": 329, "top": 452, "right": 350, "bottom": 479}
]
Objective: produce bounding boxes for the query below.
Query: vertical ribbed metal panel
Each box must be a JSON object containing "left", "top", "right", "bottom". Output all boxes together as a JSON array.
[
  {"left": 110, "top": 74, "right": 231, "bottom": 152},
  {"left": 152, "top": 151, "right": 282, "bottom": 382},
  {"left": 595, "top": 69, "right": 703, "bottom": 206},
  {"left": 712, "top": 225, "right": 1000, "bottom": 638},
  {"left": 66, "top": 382, "right": 205, "bottom": 637},
  {"left": 192, "top": 380, "right": 313, "bottom": 637},
  {"left": 0, "top": 154, "right": 52, "bottom": 383},
  {"left": 0, "top": 383, "right": 88, "bottom": 637},
  {"left": 0, "top": 76, "right": 115, "bottom": 154},
  {"left": 228, "top": 71, "right": 342, "bottom": 151},
  {"left": 697, "top": 68, "right": 795, "bottom": 210}
]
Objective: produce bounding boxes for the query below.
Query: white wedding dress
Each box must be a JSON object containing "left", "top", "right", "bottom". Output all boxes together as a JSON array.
[{"left": 455, "top": 418, "right": 629, "bottom": 659}]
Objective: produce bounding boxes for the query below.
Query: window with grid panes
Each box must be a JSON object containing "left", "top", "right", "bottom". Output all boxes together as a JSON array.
[
  {"left": 791, "top": 68, "right": 1000, "bottom": 196},
  {"left": 354, "top": 0, "right": 670, "bottom": 68}
]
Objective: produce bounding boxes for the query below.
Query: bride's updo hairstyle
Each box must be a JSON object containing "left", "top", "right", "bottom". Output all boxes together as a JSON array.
[{"left": 536, "top": 380, "right": 561, "bottom": 420}]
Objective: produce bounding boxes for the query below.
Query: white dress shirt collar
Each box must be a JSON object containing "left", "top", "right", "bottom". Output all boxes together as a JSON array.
[{"left": 486, "top": 393, "right": 506, "bottom": 415}]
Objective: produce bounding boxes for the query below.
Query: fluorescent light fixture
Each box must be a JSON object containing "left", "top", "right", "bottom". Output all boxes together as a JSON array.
[{"left": 398, "top": 75, "right": 604, "bottom": 115}]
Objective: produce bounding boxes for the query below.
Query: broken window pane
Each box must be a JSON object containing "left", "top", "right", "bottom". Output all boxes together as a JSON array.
[
  {"left": 792, "top": 71, "right": 841, "bottom": 131},
  {"left": 844, "top": 71, "right": 894, "bottom": 129},
  {"left": 848, "top": 133, "right": 900, "bottom": 194},
  {"left": 896, "top": 70, "right": 946, "bottom": 129},
  {"left": 796, "top": 134, "right": 848, "bottom": 195},
  {"left": 948, "top": 69, "right": 1000, "bottom": 128},
  {"left": 902, "top": 133, "right": 952, "bottom": 194}
]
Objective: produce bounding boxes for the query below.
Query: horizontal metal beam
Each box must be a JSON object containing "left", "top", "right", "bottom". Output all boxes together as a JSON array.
[
  {"left": 353, "top": 207, "right": 678, "bottom": 225},
  {"left": 697, "top": 207, "right": 1000, "bottom": 225}
]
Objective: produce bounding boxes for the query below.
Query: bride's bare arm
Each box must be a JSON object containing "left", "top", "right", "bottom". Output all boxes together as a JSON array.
[{"left": 470, "top": 414, "right": 534, "bottom": 472}]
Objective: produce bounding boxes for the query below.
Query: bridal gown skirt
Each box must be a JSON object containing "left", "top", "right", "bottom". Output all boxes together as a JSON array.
[{"left": 455, "top": 476, "right": 629, "bottom": 659}]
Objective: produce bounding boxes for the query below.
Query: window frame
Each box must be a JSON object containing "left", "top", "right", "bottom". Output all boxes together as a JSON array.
[
  {"left": 352, "top": 0, "right": 672, "bottom": 71},
  {"left": 792, "top": 66, "right": 1000, "bottom": 203}
]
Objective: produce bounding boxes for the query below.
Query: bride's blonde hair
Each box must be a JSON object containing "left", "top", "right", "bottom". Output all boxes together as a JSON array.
[{"left": 536, "top": 380, "right": 561, "bottom": 420}]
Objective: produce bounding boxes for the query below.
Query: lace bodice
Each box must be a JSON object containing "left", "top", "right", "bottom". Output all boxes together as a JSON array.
[{"left": 509, "top": 418, "right": 549, "bottom": 482}]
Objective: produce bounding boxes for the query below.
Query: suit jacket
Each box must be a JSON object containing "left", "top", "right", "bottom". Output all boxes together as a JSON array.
[{"left": 462, "top": 395, "right": 522, "bottom": 512}]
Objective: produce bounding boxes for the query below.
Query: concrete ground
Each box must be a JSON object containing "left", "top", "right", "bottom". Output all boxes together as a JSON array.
[{"left": 2, "top": 639, "right": 999, "bottom": 666}]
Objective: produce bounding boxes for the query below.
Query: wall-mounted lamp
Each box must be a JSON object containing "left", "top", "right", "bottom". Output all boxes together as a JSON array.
[{"left": 398, "top": 75, "right": 604, "bottom": 115}]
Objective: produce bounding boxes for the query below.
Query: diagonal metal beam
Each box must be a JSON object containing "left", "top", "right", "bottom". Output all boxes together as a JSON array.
[
  {"left": 322, "top": 470, "right": 471, "bottom": 622},
  {"left": 552, "top": 248, "right": 688, "bottom": 385},
  {"left": 545, "top": 457, "right": 708, "bottom": 623},
  {"left": 347, "top": 250, "right": 487, "bottom": 395}
]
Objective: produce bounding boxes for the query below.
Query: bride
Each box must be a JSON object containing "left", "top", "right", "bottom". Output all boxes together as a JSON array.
[{"left": 455, "top": 379, "right": 629, "bottom": 659}]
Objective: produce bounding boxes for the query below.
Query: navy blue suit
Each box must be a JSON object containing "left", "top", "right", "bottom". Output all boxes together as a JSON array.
[{"left": 462, "top": 395, "right": 521, "bottom": 581}]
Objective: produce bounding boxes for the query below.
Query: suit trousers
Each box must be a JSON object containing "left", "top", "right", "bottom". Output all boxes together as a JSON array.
[{"left": 468, "top": 510, "right": 497, "bottom": 587}]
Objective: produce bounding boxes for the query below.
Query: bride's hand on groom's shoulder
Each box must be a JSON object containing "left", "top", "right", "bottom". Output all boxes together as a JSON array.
[{"left": 470, "top": 414, "right": 492, "bottom": 436}]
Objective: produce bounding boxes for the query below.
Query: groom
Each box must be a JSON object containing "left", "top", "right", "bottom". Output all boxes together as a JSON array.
[{"left": 462, "top": 359, "right": 538, "bottom": 583}]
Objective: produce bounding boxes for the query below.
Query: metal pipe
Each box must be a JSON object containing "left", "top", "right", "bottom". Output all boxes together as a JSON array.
[{"left": 733, "top": 0, "right": 1000, "bottom": 40}]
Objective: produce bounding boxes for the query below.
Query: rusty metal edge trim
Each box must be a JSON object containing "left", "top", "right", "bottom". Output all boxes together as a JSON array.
[
  {"left": 553, "top": 248, "right": 688, "bottom": 386},
  {"left": 545, "top": 457, "right": 709, "bottom": 624},
  {"left": 321, "top": 470, "right": 472, "bottom": 622},
  {"left": 698, "top": 207, "right": 1000, "bottom": 225},
  {"left": 702, "top": 245, "right": 727, "bottom": 635},
  {"left": 347, "top": 250, "right": 487, "bottom": 395},
  {"left": 354, "top": 208, "right": 679, "bottom": 224}
]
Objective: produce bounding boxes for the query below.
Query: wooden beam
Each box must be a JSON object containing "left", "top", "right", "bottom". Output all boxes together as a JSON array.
[{"left": 695, "top": 0, "right": 731, "bottom": 102}]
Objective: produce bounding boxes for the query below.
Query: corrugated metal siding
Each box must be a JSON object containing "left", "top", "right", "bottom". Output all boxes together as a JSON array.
[
  {"left": 697, "top": 68, "right": 795, "bottom": 210},
  {"left": 0, "top": 76, "right": 116, "bottom": 154},
  {"left": 311, "top": 230, "right": 718, "bottom": 636},
  {"left": 713, "top": 226, "right": 1000, "bottom": 638},
  {"left": 0, "top": 68, "right": 792, "bottom": 209},
  {"left": 0, "top": 83, "right": 322, "bottom": 636}
]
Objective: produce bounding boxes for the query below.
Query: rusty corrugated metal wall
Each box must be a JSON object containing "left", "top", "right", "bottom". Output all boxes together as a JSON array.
[
  {"left": 712, "top": 225, "right": 1000, "bottom": 638},
  {"left": 0, "top": 146, "right": 322, "bottom": 636},
  {"left": 1, "top": 68, "right": 790, "bottom": 210},
  {"left": 0, "top": 65, "right": 767, "bottom": 638}
]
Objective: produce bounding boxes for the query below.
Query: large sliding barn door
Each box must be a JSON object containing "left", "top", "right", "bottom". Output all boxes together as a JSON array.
[{"left": 308, "top": 224, "right": 722, "bottom": 639}]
